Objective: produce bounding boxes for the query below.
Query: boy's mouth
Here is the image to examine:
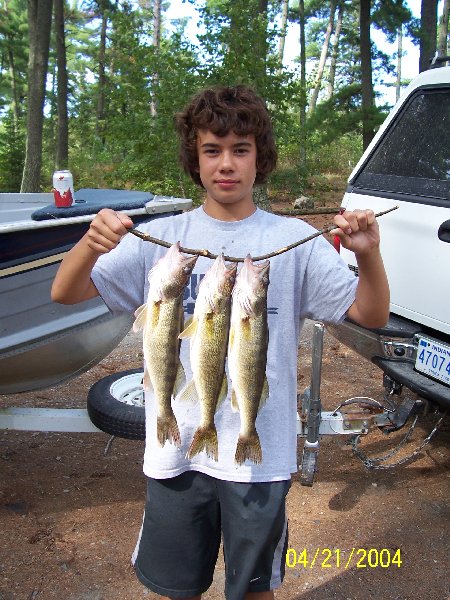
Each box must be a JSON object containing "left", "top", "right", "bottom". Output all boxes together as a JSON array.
[{"left": 216, "top": 179, "right": 239, "bottom": 187}]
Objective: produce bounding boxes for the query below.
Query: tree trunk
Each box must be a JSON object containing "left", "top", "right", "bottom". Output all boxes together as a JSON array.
[
  {"left": 277, "top": 0, "right": 289, "bottom": 68},
  {"left": 326, "top": 1, "right": 343, "bottom": 99},
  {"left": 359, "top": 0, "right": 375, "bottom": 150},
  {"left": 21, "top": 0, "right": 53, "bottom": 193},
  {"left": 437, "top": 0, "right": 449, "bottom": 57},
  {"left": 396, "top": 25, "right": 402, "bottom": 102},
  {"left": 253, "top": 184, "right": 270, "bottom": 212},
  {"left": 299, "top": 0, "right": 307, "bottom": 168},
  {"left": 256, "top": 0, "right": 269, "bottom": 88},
  {"left": 96, "top": 9, "right": 108, "bottom": 142},
  {"left": 150, "top": 0, "right": 161, "bottom": 117},
  {"left": 7, "top": 47, "right": 20, "bottom": 130},
  {"left": 308, "top": 0, "right": 336, "bottom": 115},
  {"left": 4, "top": 0, "right": 21, "bottom": 130},
  {"left": 54, "top": 0, "right": 69, "bottom": 169},
  {"left": 419, "top": 0, "right": 438, "bottom": 72}
]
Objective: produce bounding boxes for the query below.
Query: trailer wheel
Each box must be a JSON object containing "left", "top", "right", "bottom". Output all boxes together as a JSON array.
[{"left": 87, "top": 369, "right": 146, "bottom": 440}]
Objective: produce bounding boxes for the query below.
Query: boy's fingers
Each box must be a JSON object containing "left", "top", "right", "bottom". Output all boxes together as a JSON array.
[
  {"left": 333, "top": 209, "right": 375, "bottom": 235},
  {"left": 333, "top": 214, "right": 352, "bottom": 236},
  {"left": 116, "top": 212, "right": 134, "bottom": 229},
  {"left": 87, "top": 229, "right": 120, "bottom": 251},
  {"left": 92, "top": 209, "right": 133, "bottom": 239}
]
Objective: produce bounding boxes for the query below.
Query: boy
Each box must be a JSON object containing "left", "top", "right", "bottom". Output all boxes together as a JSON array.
[{"left": 52, "top": 85, "right": 389, "bottom": 600}]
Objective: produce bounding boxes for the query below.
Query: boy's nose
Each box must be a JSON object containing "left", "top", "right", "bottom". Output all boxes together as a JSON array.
[{"left": 219, "top": 151, "right": 234, "bottom": 171}]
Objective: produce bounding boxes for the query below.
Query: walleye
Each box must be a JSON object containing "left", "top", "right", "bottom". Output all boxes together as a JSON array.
[
  {"left": 133, "top": 242, "right": 197, "bottom": 447},
  {"left": 179, "top": 254, "right": 237, "bottom": 461},
  {"left": 228, "top": 256, "right": 270, "bottom": 465}
]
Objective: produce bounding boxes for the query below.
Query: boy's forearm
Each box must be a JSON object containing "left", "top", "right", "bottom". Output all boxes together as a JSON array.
[
  {"left": 51, "top": 234, "right": 102, "bottom": 304},
  {"left": 347, "top": 249, "right": 390, "bottom": 328}
]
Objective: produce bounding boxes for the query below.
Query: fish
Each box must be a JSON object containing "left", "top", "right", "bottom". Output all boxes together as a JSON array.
[
  {"left": 133, "top": 242, "right": 198, "bottom": 447},
  {"left": 228, "top": 255, "right": 270, "bottom": 465},
  {"left": 179, "top": 254, "right": 237, "bottom": 461}
]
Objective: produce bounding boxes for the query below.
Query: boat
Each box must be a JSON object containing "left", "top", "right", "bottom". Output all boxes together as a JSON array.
[{"left": 0, "top": 189, "right": 191, "bottom": 394}]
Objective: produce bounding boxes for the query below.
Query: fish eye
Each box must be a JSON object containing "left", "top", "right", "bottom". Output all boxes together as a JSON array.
[
  {"left": 183, "top": 266, "right": 193, "bottom": 273},
  {"left": 262, "top": 275, "right": 269, "bottom": 284}
]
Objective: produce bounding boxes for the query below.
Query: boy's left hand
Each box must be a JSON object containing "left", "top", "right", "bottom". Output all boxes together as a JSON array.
[{"left": 331, "top": 209, "right": 380, "bottom": 256}]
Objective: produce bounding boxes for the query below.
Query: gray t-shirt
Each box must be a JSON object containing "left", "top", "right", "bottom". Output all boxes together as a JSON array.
[{"left": 92, "top": 207, "right": 357, "bottom": 482}]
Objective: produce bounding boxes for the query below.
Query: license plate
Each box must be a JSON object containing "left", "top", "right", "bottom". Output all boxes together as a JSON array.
[{"left": 415, "top": 336, "right": 450, "bottom": 386}]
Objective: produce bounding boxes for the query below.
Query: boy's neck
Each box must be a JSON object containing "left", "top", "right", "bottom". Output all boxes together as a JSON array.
[{"left": 202, "top": 197, "right": 257, "bottom": 222}]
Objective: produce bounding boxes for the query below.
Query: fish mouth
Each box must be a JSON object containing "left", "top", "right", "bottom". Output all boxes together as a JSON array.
[
  {"left": 243, "top": 255, "right": 270, "bottom": 275},
  {"left": 182, "top": 254, "right": 199, "bottom": 268},
  {"left": 173, "top": 241, "right": 198, "bottom": 270},
  {"left": 253, "top": 259, "right": 270, "bottom": 276},
  {"left": 216, "top": 254, "right": 238, "bottom": 292},
  {"left": 217, "top": 253, "right": 237, "bottom": 272}
]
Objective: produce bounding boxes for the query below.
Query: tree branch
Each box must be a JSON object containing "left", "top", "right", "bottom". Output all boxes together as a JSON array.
[{"left": 127, "top": 206, "right": 399, "bottom": 263}]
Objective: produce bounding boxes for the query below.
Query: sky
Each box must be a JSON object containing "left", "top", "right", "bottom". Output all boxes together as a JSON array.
[{"left": 164, "top": 0, "right": 446, "bottom": 107}]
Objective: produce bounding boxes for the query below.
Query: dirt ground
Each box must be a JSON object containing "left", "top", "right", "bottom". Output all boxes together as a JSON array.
[{"left": 1, "top": 209, "right": 449, "bottom": 600}]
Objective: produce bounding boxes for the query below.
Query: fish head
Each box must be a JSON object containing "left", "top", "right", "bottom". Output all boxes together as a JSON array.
[
  {"left": 149, "top": 242, "right": 198, "bottom": 301},
  {"left": 234, "top": 255, "right": 270, "bottom": 316},
  {"left": 215, "top": 254, "right": 238, "bottom": 297},
  {"left": 198, "top": 254, "right": 237, "bottom": 312}
]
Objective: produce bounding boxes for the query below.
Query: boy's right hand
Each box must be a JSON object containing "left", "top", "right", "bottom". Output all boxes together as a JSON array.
[{"left": 86, "top": 208, "right": 134, "bottom": 254}]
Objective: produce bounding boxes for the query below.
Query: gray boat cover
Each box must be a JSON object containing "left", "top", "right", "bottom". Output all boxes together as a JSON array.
[{"left": 31, "top": 188, "right": 154, "bottom": 221}]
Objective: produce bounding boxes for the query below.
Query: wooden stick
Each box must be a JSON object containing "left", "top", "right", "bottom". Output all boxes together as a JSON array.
[{"left": 127, "top": 205, "right": 399, "bottom": 263}]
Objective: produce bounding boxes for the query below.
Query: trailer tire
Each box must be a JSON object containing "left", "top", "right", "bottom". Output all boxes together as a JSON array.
[{"left": 87, "top": 369, "right": 146, "bottom": 440}]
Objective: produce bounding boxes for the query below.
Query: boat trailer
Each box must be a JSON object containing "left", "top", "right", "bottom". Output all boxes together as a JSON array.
[{"left": 1, "top": 322, "right": 444, "bottom": 479}]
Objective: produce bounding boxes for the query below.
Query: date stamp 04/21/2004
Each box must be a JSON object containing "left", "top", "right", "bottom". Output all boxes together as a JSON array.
[{"left": 285, "top": 548, "right": 402, "bottom": 570}]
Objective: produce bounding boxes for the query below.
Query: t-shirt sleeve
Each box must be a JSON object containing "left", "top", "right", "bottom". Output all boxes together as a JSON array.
[
  {"left": 299, "top": 235, "right": 358, "bottom": 323},
  {"left": 91, "top": 230, "right": 146, "bottom": 314}
]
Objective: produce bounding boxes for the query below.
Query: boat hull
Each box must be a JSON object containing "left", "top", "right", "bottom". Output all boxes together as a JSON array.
[{"left": 0, "top": 191, "right": 190, "bottom": 394}]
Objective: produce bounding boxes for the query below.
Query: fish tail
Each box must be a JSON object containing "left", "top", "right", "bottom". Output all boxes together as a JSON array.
[
  {"left": 186, "top": 425, "right": 218, "bottom": 461},
  {"left": 235, "top": 431, "right": 262, "bottom": 465},
  {"left": 157, "top": 412, "right": 181, "bottom": 448}
]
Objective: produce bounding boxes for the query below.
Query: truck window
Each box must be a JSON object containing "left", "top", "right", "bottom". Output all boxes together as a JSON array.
[{"left": 353, "top": 88, "right": 450, "bottom": 204}]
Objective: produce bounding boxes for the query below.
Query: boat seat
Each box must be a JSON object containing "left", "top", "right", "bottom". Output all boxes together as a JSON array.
[{"left": 31, "top": 188, "right": 154, "bottom": 221}]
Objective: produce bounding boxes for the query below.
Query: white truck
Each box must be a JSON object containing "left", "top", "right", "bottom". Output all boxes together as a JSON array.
[{"left": 328, "top": 63, "right": 450, "bottom": 427}]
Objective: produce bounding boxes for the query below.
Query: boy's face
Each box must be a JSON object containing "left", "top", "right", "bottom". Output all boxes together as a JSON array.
[{"left": 197, "top": 129, "right": 257, "bottom": 219}]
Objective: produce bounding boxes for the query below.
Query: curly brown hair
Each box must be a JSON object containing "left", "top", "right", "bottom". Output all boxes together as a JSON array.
[{"left": 175, "top": 85, "right": 277, "bottom": 188}]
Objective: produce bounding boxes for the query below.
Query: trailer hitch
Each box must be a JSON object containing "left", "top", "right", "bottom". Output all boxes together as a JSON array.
[{"left": 298, "top": 323, "right": 391, "bottom": 486}]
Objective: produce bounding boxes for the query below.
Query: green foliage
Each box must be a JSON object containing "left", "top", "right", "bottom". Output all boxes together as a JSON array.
[
  {"left": 0, "top": 110, "right": 25, "bottom": 192},
  {"left": 0, "top": 0, "right": 28, "bottom": 116},
  {"left": 306, "top": 131, "right": 362, "bottom": 174},
  {"left": 304, "top": 83, "right": 387, "bottom": 144},
  {"left": 0, "top": 0, "right": 421, "bottom": 197}
]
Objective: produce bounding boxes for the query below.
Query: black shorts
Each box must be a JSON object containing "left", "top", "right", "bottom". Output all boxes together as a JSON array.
[{"left": 132, "top": 471, "right": 291, "bottom": 600}]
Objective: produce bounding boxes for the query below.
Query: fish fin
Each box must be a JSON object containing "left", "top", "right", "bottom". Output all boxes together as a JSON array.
[
  {"left": 173, "top": 361, "right": 186, "bottom": 397},
  {"left": 186, "top": 425, "right": 218, "bottom": 461},
  {"left": 178, "top": 379, "right": 198, "bottom": 403},
  {"left": 157, "top": 411, "right": 181, "bottom": 448},
  {"left": 228, "top": 326, "right": 235, "bottom": 351},
  {"left": 259, "top": 376, "right": 269, "bottom": 409},
  {"left": 142, "top": 368, "right": 153, "bottom": 393},
  {"left": 230, "top": 388, "right": 239, "bottom": 413},
  {"left": 179, "top": 318, "right": 198, "bottom": 339},
  {"left": 216, "top": 375, "right": 228, "bottom": 408},
  {"left": 183, "top": 315, "right": 193, "bottom": 330},
  {"left": 234, "top": 431, "right": 262, "bottom": 465},
  {"left": 132, "top": 304, "right": 147, "bottom": 332}
]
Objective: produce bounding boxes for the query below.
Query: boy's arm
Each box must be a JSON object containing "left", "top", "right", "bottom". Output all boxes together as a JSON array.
[
  {"left": 51, "top": 208, "right": 134, "bottom": 305},
  {"left": 332, "top": 209, "right": 390, "bottom": 329}
]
